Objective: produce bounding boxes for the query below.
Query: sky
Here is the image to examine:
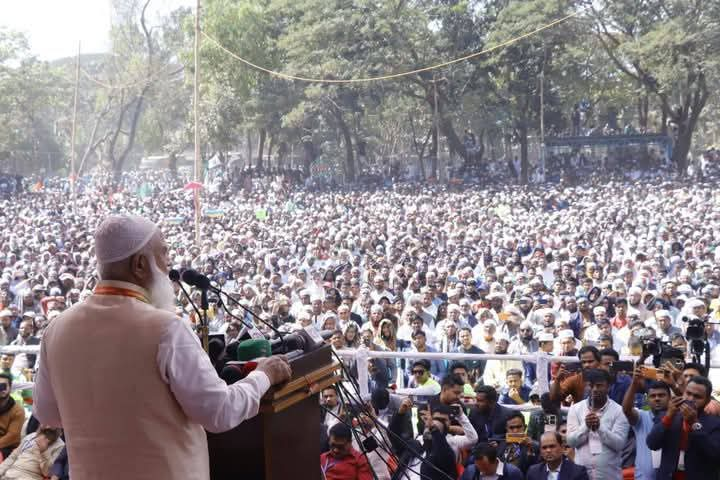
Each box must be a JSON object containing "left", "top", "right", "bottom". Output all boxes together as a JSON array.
[{"left": 1, "top": 0, "right": 194, "bottom": 61}]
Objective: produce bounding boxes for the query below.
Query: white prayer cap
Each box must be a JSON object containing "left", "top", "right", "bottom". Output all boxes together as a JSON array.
[
  {"left": 655, "top": 309, "right": 671, "bottom": 319},
  {"left": 496, "top": 332, "right": 510, "bottom": 343},
  {"left": 538, "top": 332, "right": 554, "bottom": 343},
  {"left": 558, "top": 329, "right": 574, "bottom": 340},
  {"left": 94, "top": 214, "right": 159, "bottom": 264}
]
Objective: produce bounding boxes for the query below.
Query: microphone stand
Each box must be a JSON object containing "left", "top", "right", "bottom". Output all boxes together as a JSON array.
[
  {"left": 170, "top": 270, "right": 210, "bottom": 353},
  {"left": 209, "top": 285, "right": 287, "bottom": 350},
  {"left": 199, "top": 286, "right": 210, "bottom": 353}
]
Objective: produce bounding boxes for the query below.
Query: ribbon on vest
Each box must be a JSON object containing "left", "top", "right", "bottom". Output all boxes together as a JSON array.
[{"left": 94, "top": 286, "right": 150, "bottom": 304}]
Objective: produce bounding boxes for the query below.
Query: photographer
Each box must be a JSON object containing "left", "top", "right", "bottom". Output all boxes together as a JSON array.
[
  {"left": 646, "top": 376, "right": 720, "bottom": 479},
  {"left": 388, "top": 399, "right": 459, "bottom": 480},
  {"left": 622, "top": 367, "right": 671, "bottom": 480},
  {"left": 493, "top": 411, "right": 540, "bottom": 474},
  {"left": 550, "top": 346, "right": 603, "bottom": 405}
]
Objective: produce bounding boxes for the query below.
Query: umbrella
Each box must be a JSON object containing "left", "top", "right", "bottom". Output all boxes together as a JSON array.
[{"left": 184, "top": 181, "right": 204, "bottom": 190}]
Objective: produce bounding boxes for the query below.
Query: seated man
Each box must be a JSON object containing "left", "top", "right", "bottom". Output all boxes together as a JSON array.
[
  {"left": 0, "top": 427, "right": 65, "bottom": 480},
  {"left": 461, "top": 442, "right": 523, "bottom": 480},
  {"left": 320, "top": 423, "right": 372, "bottom": 480},
  {"left": 396, "top": 360, "right": 441, "bottom": 397},
  {"left": 0, "top": 373, "right": 24, "bottom": 458},
  {"left": 449, "top": 362, "right": 476, "bottom": 397},
  {"left": 499, "top": 368, "right": 531, "bottom": 405},
  {"left": 526, "top": 431, "right": 589, "bottom": 480}
]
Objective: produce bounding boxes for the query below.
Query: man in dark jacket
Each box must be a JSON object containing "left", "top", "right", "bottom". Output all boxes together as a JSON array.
[
  {"left": 469, "top": 385, "right": 511, "bottom": 443},
  {"left": 526, "top": 432, "right": 589, "bottom": 480},
  {"left": 461, "top": 442, "right": 523, "bottom": 480},
  {"left": 646, "top": 376, "right": 720, "bottom": 480}
]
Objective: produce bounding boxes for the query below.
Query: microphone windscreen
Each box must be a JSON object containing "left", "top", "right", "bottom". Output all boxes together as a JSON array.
[
  {"left": 168, "top": 269, "right": 181, "bottom": 282},
  {"left": 181, "top": 269, "right": 200, "bottom": 285},
  {"left": 236, "top": 339, "right": 271, "bottom": 361}
]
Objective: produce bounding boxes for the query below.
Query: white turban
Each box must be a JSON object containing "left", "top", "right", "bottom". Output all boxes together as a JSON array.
[{"left": 94, "top": 214, "right": 159, "bottom": 264}]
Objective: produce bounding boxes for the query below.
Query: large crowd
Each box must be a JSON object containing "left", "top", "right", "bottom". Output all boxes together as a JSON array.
[{"left": 0, "top": 162, "right": 719, "bottom": 479}]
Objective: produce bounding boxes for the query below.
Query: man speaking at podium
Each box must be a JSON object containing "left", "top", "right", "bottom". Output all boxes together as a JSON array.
[{"left": 32, "top": 214, "right": 292, "bottom": 480}]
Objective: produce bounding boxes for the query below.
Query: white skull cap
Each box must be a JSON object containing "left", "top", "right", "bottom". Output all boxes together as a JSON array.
[{"left": 94, "top": 214, "right": 159, "bottom": 264}]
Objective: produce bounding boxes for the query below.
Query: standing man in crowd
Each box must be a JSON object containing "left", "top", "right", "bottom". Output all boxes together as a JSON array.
[
  {"left": 622, "top": 367, "right": 670, "bottom": 480},
  {"left": 566, "top": 368, "right": 629, "bottom": 479},
  {"left": 646, "top": 376, "right": 720, "bottom": 479},
  {"left": 33, "top": 215, "right": 292, "bottom": 480}
]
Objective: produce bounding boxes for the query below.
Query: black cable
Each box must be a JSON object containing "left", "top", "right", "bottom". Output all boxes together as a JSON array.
[
  {"left": 321, "top": 404, "right": 436, "bottom": 480},
  {"left": 215, "top": 295, "right": 261, "bottom": 338},
  {"left": 210, "top": 285, "right": 287, "bottom": 350},
  {"left": 330, "top": 350, "right": 456, "bottom": 480},
  {"left": 174, "top": 279, "right": 204, "bottom": 321},
  {"left": 334, "top": 382, "right": 455, "bottom": 480}
]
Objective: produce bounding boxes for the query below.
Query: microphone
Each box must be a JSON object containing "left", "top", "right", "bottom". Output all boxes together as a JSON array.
[
  {"left": 168, "top": 269, "right": 180, "bottom": 282},
  {"left": 168, "top": 268, "right": 209, "bottom": 352},
  {"left": 270, "top": 329, "right": 334, "bottom": 354},
  {"left": 168, "top": 269, "right": 203, "bottom": 319},
  {"left": 181, "top": 269, "right": 211, "bottom": 290}
]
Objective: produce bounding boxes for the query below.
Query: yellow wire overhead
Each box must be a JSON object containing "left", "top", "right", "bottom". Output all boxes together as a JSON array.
[{"left": 200, "top": 9, "right": 582, "bottom": 84}]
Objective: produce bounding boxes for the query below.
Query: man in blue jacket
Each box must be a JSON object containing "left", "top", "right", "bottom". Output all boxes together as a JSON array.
[
  {"left": 526, "top": 432, "right": 589, "bottom": 480},
  {"left": 646, "top": 376, "right": 720, "bottom": 479},
  {"left": 461, "top": 442, "right": 523, "bottom": 480}
]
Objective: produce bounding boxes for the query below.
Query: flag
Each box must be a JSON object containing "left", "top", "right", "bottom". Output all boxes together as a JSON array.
[{"left": 205, "top": 209, "right": 225, "bottom": 218}]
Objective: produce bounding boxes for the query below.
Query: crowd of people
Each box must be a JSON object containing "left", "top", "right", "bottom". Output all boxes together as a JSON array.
[{"left": 0, "top": 164, "right": 719, "bottom": 479}]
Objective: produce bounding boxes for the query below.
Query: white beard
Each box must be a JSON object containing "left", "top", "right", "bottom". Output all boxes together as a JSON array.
[{"left": 148, "top": 259, "right": 176, "bottom": 313}]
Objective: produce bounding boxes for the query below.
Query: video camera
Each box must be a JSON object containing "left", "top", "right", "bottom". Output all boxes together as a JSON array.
[{"left": 635, "top": 327, "right": 684, "bottom": 368}]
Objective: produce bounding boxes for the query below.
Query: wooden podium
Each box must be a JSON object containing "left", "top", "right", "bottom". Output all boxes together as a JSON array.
[{"left": 207, "top": 345, "right": 341, "bottom": 480}]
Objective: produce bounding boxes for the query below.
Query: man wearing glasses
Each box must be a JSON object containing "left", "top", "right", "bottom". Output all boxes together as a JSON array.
[{"left": 396, "top": 360, "right": 441, "bottom": 396}]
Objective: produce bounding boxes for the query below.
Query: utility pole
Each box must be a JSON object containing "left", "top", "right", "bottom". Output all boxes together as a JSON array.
[
  {"left": 193, "top": 0, "right": 201, "bottom": 246},
  {"left": 70, "top": 41, "right": 81, "bottom": 209},
  {"left": 433, "top": 71, "right": 438, "bottom": 181},
  {"left": 540, "top": 68, "right": 545, "bottom": 182}
]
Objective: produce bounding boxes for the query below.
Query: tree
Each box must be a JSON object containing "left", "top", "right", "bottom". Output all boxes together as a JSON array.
[
  {"left": 587, "top": 0, "right": 720, "bottom": 172},
  {"left": 0, "top": 29, "right": 68, "bottom": 174}
]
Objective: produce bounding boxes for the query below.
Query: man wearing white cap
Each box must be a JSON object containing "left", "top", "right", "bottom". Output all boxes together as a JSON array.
[
  {"left": 33, "top": 214, "right": 292, "bottom": 480},
  {"left": 651, "top": 309, "right": 681, "bottom": 341},
  {"left": 482, "top": 332, "right": 522, "bottom": 390}
]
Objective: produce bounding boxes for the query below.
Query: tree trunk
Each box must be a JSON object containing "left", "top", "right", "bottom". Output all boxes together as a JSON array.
[
  {"left": 638, "top": 91, "right": 649, "bottom": 130},
  {"left": 430, "top": 127, "right": 438, "bottom": 180},
  {"left": 267, "top": 134, "right": 275, "bottom": 170},
  {"left": 518, "top": 123, "right": 529, "bottom": 184},
  {"left": 334, "top": 108, "right": 355, "bottom": 182},
  {"left": 477, "top": 129, "right": 485, "bottom": 165},
  {"left": 302, "top": 138, "right": 315, "bottom": 178},
  {"left": 246, "top": 130, "right": 253, "bottom": 170},
  {"left": 256, "top": 128, "right": 266, "bottom": 171}
]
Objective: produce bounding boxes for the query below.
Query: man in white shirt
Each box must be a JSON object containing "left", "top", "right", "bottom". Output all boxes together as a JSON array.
[
  {"left": 33, "top": 214, "right": 292, "bottom": 480},
  {"left": 566, "top": 368, "right": 629, "bottom": 480}
]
